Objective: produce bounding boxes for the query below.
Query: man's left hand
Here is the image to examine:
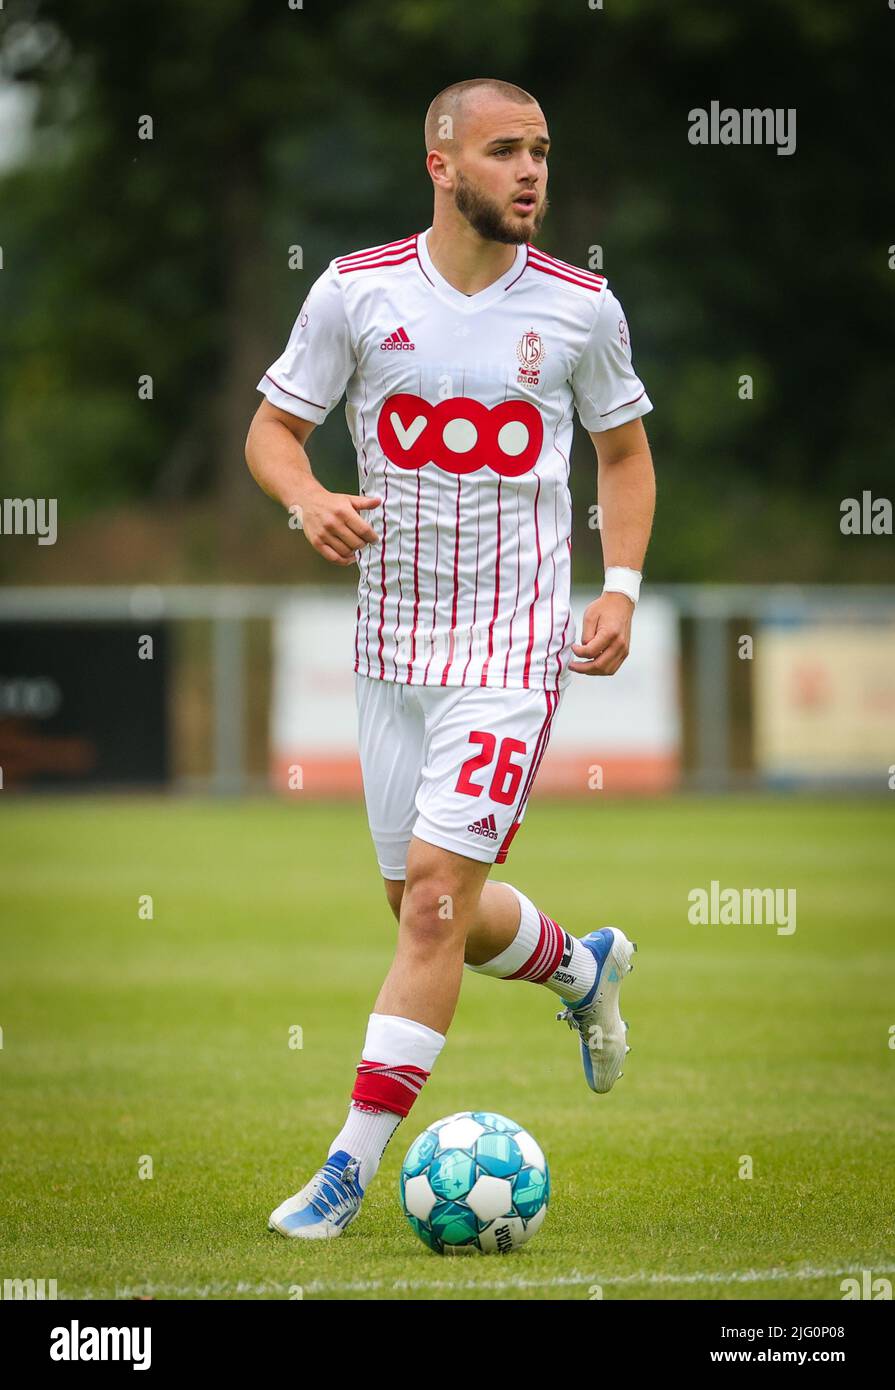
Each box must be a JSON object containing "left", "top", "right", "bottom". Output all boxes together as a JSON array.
[{"left": 568, "top": 591, "right": 634, "bottom": 676}]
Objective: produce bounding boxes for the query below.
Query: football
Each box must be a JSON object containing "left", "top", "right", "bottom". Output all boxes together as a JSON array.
[{"left": 399, "top": 1111, "right": 549, "bottom": 1255}]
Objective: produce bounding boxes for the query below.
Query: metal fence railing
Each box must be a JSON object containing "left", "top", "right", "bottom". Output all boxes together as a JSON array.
[{"left": 2, "top": 584, "right": 893, "bottom": 795}]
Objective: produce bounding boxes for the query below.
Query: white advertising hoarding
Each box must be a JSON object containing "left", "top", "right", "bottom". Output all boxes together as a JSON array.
[
  {"left": 270, "top": 589, "right": 681, "bottom": 794},
  {"left": 754, "top": 618, "right": 895, "bottom": 781}
]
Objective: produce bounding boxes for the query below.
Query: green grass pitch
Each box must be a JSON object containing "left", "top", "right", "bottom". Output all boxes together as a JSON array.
[{"left": 1, "top": 795, "right": 892, "bottom": 1301}]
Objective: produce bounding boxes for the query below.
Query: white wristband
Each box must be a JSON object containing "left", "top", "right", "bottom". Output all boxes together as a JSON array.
[{"left": 602, "top": 566, "right": 642, "bottom": 605}]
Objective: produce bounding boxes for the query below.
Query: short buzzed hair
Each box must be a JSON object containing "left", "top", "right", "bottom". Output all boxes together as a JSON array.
[{"left": 424, "top": 78, "right": 539, "bottom": 152}]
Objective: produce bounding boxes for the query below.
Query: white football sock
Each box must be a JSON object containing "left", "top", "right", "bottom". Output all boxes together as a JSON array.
[
  {"left": 329, "top": 1013, "right": 446, "bottom": 1190},
  {"left": 327, "top": 1103, "right": 404, "bottom": 1190},
  {"left": 465, "top": 883, "right": 598, "bottom": 1002}
]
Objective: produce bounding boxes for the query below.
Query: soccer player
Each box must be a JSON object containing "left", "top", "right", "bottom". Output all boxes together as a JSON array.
[{"left": 245, "top": 78, "right": 656, "bottom": 1239}]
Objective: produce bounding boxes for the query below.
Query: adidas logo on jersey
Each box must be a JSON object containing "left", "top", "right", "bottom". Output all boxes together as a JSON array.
[
  {"left": 468, "top": 812, "right": 498, "bottom": 841},
  {"left": 380, "top": 326, "right": 415, "bottom": 351}
]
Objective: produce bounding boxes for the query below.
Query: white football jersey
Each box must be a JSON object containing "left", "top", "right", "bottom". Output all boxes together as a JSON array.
[{"left": 257, "top": 227, "right": 652, "bottom": 691}]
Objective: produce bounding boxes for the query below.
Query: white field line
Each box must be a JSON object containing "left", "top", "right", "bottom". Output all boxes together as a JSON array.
[{"left": 76, "top": 1263, "right": 895, "bottom": 1299}]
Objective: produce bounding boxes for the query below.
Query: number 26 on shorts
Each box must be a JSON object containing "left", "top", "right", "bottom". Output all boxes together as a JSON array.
[{"left": 455, "top": 732, "right": 527, "bottom": 806}]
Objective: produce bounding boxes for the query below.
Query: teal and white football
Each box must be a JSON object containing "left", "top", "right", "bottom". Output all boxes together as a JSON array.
[{"left": 399, "top": 1111, "right": 549, "bottom": 1255}]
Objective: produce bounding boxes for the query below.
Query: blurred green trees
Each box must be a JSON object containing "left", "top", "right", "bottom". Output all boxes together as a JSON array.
[{"left": 0, "top": 0, "right": 891, "bottom": 581}]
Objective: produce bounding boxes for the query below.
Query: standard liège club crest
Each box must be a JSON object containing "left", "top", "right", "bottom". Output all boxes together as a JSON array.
[{"left": 516, "top": 328, "right": 545, "bottom": 387}]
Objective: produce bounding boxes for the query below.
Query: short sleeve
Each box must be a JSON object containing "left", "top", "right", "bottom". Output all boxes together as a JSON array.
[
  {"left": 571, "top": 285, "right": 653, "bottom": 433},
  {"left": 256, "top": 264, "right": 356, "bottom": 425}
]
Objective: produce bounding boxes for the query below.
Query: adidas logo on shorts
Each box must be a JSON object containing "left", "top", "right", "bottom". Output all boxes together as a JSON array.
[{"left": 468, "top": 812, "right": 498, "bottom": 841}]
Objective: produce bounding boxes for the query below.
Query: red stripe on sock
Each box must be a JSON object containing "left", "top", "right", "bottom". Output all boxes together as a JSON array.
[
  {"left": 352, "top": 1059, "right": 431, "bottom": 1117},
  {"left": 506, "top": 911, "right": 566, "bottom": 983},
  {"left": 535, "top": 912, "right": 568, "bottom": 981},
  {"left": 504, "top": 914, "right": 546, "bottom": 981}
]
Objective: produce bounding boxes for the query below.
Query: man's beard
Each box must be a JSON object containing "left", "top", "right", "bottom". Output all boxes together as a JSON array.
[{"left": 454, "top": 171, "right": 548, "bottom": 244}]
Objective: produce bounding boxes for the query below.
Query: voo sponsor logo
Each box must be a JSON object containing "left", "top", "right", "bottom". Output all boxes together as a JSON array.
[{"left": 378, "top": 393, "right": 544, "bottom": 477}]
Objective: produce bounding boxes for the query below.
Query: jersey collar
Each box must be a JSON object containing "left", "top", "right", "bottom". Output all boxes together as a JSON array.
[{"left": 415, "top": 227, "right": 528, "bottom": 312}]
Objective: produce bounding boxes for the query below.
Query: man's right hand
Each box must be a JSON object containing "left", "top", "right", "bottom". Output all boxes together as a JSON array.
[{"left": 295, "top": 484, "right": 382, "bottom": 566}]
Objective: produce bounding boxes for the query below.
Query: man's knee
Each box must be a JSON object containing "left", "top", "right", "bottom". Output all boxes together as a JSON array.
[{"left": 399, "top": 842, "right": 489, "bottom": 947}]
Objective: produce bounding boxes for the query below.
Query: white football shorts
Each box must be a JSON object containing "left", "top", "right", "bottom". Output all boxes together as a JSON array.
[{"left": 355, "top": 672, "right": 564, "bottom": 879}]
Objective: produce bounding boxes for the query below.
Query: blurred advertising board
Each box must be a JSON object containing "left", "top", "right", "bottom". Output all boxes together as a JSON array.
[
  {"left": 0, "top": 622, "right": 169, "bottom": 790},
  {"left": 754, "top": 618, "right": 895, "bottom": 782},
  {"left": 270, "top": 591, "right": 681, "bottom": 794}
]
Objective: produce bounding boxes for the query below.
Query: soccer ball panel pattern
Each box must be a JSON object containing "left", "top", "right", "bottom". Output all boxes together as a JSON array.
[
  {"left": 465, "top": 1175, "right": 513, "bottom": 1222},
  {"left": 399, "top": 1111, "right": 549, "bottom": 1254},
  {"left": 403, "top": 1173, "right": 438, "bottom": 1221},
  {"left": 436, "top": 1117, "right": 486, "bottom": 1150}
]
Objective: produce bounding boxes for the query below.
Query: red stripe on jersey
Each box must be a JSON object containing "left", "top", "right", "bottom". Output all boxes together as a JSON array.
[
  {"left": 555, "top": 608, "right": 571, "bottom": 686},
  {"left": 504, "top": 243, "right": 530, "bottom": 291},
  {"left": 502, "top": 492, "right": 523, "bottom": 685},
  {"left": 540, "top": 428, "right": 571, "bottom": 688},
  {"left": 375, "top": 470, "right": 390, "bottom": 679},
  {"left": 521, "top": 474, "right": 543, "bottom": 687},
  {"left": 337, "top": 249, "right": 418, "bottom": 275},
  {"left": 364, "top": 542, "right": 373, "bottom": 671},
  {"left": 541, "top": 486, "right": 559, "bottom": 690},
  {"left": 422, "top": 482, "right": 442, "bottom": 685},
  {"left": 362, "top": 503, "right": 374, "bottom": 672},
  {"left": 553, "top": 534, "right": 573, "bottom": 684},
  {"left": 359, "top": 380, "right": 372, "bottom": 674},
  {"left": 407, "top": 473, "right": 422, "bottom": 683},
  {"left": 336, "top": 234, "right": 417, "bottom": 267},
  {"left": 527, "top": 247, "right": 605, "bottom": 287},
  {"left": 544, "top": 547, "right": 557, "bottom": 691},
  {"left": 527, "top": 258, "right": 605, "bottom": 293},
  {"left": 413, "top": 233, "right": 434, "bottom": 287},
  {"left": 397, "top": 326, "right": 411, "bottom": 342},
  {"left": 479, "top": 476, "right": 503, "bottom": 685},
  {"left": 460, "top": 487, "right": 482, "bottom": 686},
  {"left": 440, "top": 476, "right": 463, "bottom": 685},
  {"left": 263, "top": 374, "right": 326, "bottom": 412},
  {"left": 391, "top": 485, "right": 405, "bottom": 681},
  {"left": 600, "top": 389, "right": 646, "bottom": 417}
]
